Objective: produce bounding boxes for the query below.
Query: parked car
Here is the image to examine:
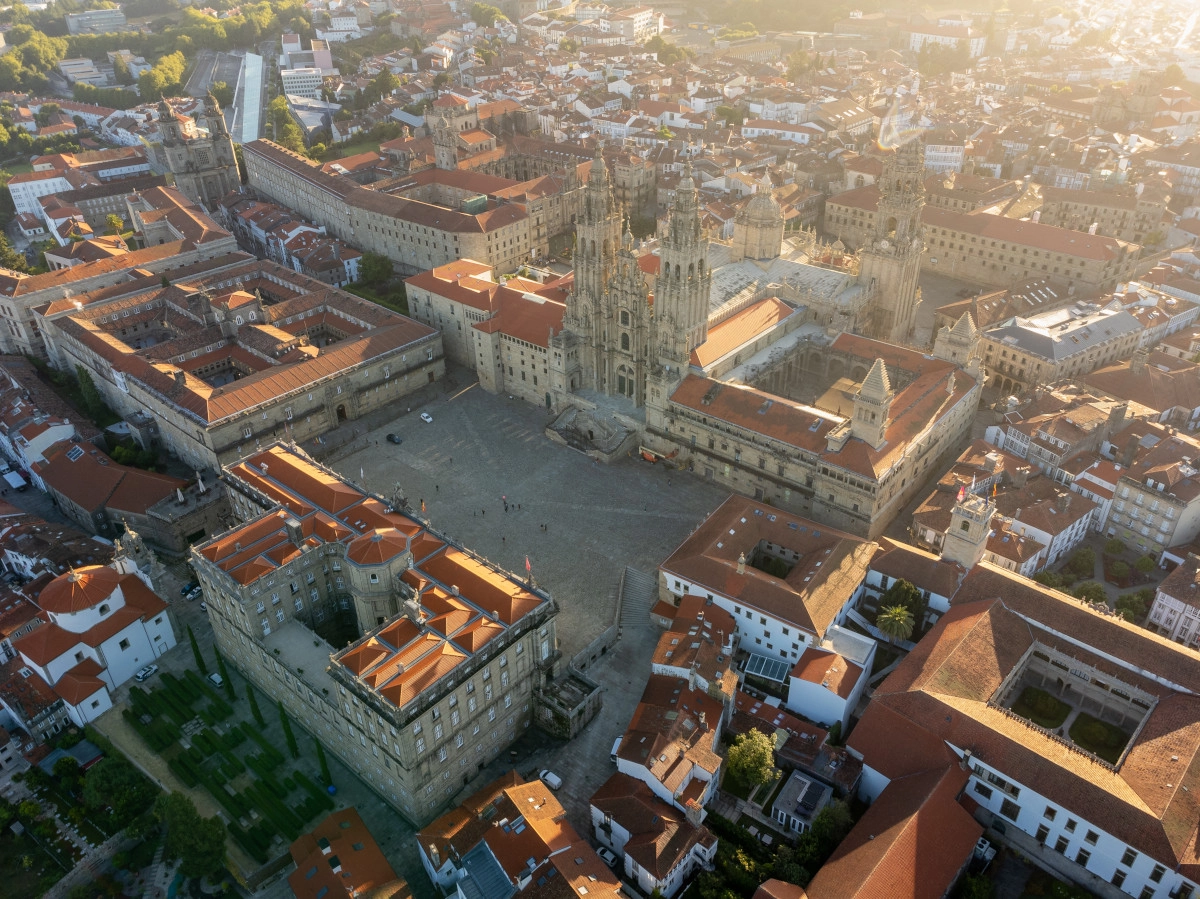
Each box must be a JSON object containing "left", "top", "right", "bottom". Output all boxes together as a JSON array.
[
  {"left": 180, "top": 581, "right": 199, "bottom": 596},
  {"left": 186, "top": 587, "right": 202, "bottom": 601},
  {"left": 207, "top": 672, "right": 224, "bottom": 688},
  {"left": 420, "top": 412, "right": 433, "bottom": 423},
  {"left": 596, "top": 847, "right": 618, "bottom": 868},
  {"left": 538, "top": 769, "right": 562, "bottom": 790},
  {"left": 386, "top": 433, "right": 403, "bottom": 445},
  {"left": 199, "top": 602, "right": 207, "bottom": 612},
  {"left": 135, "top": 664, "right": 158, "bottom": 682}
]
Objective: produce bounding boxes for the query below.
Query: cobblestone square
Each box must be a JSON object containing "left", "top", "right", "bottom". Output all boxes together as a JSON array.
[{"left": 334, "top": 381, "right": 730, "bottom": 661}]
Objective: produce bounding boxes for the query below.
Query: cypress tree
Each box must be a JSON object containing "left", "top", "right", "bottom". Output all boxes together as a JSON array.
[{"left": 187, "top": 626, "right": 207, "bottom": 675}]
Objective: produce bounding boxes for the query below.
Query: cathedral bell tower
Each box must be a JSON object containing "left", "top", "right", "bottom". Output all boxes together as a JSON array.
[
  {"left": 654, "top": 161, "right": 711, "bottom": 369},
  {"left": 859, "top": 139, "right": 925, "bottom": 344},
  {"left": 562, "top": 148, "right": 623, "bottom": 392},
  {"left": 432, "top": 111, "right": 458, "bottom": 171}
]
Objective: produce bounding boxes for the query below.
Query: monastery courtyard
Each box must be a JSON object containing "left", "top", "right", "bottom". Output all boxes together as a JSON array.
[{"left": 333, "top": 379, "right": 731, "bottom": 662}]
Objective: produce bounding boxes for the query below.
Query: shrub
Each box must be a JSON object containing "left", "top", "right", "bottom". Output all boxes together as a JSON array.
[
  {"left": 1110, "top": 560, "right": 1130, "bottom": 581},
  {"left": 1135, "top": 555, "right": 1156, "bottom": 575},
  {"left": 1104, "top": 538, "right": 1126, "bottom": 556}
]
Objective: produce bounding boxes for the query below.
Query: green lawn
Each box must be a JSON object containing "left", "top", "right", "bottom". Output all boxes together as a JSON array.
[
  {"left": 323, "top": 136, "right": 383, "bottom": 161},
  {"left": 1011, "top": 686, "right": 1071, "bottom": 729},
  {"left": 1069, "top": 712, "right": 1131, "bottom": 764},
  {"left": 722, "top": 770, "right": 754, "bottom": 800}
]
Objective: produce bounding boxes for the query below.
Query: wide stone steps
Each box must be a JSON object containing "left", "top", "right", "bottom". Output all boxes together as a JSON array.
[{"left": 620, "top": 566, "right": 658, "bottom": 628}]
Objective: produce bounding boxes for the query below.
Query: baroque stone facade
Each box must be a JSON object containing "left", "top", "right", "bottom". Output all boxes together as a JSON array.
[{"left": 155, "top": 94, "right": 240, "bottom": 212}]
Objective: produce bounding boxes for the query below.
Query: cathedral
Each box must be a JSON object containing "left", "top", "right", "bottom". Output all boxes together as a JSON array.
[
  {"left": 549, "top": 139, "right": 929, "bottom": 413},
  {"left": 155, "top": 93, "right": 241, "bottom": 211},
  {"left": 548, "top": 150, "right": 711, "bottom": 410},
  {"left": 542, "top": 138, "right": 982, "bottom": 539}
]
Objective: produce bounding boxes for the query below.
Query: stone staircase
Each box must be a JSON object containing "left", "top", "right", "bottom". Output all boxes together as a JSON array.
[{"left": 619, "top": 566, "right": 658, "bottom": 628}]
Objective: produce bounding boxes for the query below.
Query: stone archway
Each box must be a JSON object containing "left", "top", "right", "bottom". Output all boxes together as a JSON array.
[{"left": 336, "top": 404, "right": 347, "bottom": 422}]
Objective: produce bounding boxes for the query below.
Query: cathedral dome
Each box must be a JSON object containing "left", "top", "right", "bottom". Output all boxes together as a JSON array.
[{"left": 738, "top": 190, "right": 782, "bottom": 225}]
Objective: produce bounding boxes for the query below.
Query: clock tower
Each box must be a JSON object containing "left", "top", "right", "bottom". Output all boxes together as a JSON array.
[{"left": 859, "top": 139, "right": 925, "bottom": 344}]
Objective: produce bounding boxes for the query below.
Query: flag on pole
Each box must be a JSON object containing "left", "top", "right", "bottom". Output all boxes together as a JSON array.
[
  {"left": 992, "top": 482, "right": 997, "bottom": 498},
  {"left": 957, "top": 484, "right": 966, "bottom": 502},
  {"left": 525, "top": 555, "right": 531, "bottom": 573}
]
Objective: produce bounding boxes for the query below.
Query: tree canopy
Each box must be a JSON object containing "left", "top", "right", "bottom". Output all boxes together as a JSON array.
[
  {"left": 877, "top": 604, "right": 914, "bottom": 645},
  {"left": 83, "top": 755, "right": 158, "bottom": 827},
  {"left": 726, "top": 728, "right": 778, "bottom": 789},
  {"left": 156, "top": 792, "right": 226, "bottom": 879}
]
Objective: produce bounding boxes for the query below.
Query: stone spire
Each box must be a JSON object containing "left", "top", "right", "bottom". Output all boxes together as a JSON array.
[{"left": 851, "top": 358, "right": 894, "bottom": 449}]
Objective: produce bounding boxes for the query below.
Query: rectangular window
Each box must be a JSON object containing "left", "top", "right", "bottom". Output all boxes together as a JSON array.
[
  {"left": 1112, "top": 870, "right": 1126, "bottom": 888},
  {"left": 1043, "top": 806, "right": 1057, "bottom": 821},
  {"left": 1122, "top": 848, "right": 1137, "bottom": 867},
  {"left": 1075, "top": 849, "right": 1090, "bottom": 867},
  {"left": 973, "top": 782, "right": 993, "bottom": 800},
  {"left": 999, "top": 799, "right": 1020, "bottom": 822},
  {"left": 1085, "top": 830, "right": 1098, "bottom": 845},
  {"left": 1150, "top": 865, "right": 1165, "bottom": 883}
]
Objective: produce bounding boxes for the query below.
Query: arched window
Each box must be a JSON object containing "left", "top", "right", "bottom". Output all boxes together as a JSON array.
[
  {"left": 621, "top": 333, "right": 630, "bottom": 351},
  {"left": 620, "top": 310, "right": 629, "bottom": 325}
]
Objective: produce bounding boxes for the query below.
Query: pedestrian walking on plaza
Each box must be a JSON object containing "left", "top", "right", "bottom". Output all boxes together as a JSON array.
[{"left": 436, "top": 485, "right": 439, "bottom": 492}]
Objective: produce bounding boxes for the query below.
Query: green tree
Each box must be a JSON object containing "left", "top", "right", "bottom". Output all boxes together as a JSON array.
[
  {"left": 214, "top": 651, "right": 235, "bottom": 700},
  {"left": 1135, "top": 555, "right": 1156, "bottom": 575},
  {"left": 0, "top": 233, "right": 29, "bottom": 272},
  {"left": 75, "top": 365, "right": 105, "bottom": 419},
  {"left": 1164, "top": 64, "right": 1186, "bottom": 86},
  {"left": 433, "top": 71, "right": 450, "bottom": 88},
  {"left": 809, "top": 800, "right": 853, "bottom": 856},
  {"left": 714, "top": 104, "right": 744, "bottom": 127},
  {"left": 155, "top": 792, "right": 226, "bottom": 879},
  {"left": 209, "top": 80, "right": 234, "bottom": 108},
  {"left": 84, "top": 756, "right": 158, "bottom": 827},
  {"left": 372, "top": 69, "right": 400, "bottom": 98},
  {"left": 316, "top": 740, "right": 332, "bottom": 785},
  {"left": 881, "top": 579, "right": 925, "bottom": 629},
  {"left": 1033, "top": 570, "right": 1064, "bottom": 589},
  {"left": 52, "top": 755, "right": 80, "bottom": 783},
  {"left": 1110, "top": 560, "right": 1131, "bottom": 581},
  {"left": 1067, "top": 547, "right": 1096, "bottom": 579},
  {"left": 1104, "top": 538, "right": 1126, "bottom": 556},
  {"left": 877, "top": 604, "right": 914, "bottom": 645},
  {"left": 1116, "top": 591, "right": 1149, "bottom": 622},
  {"left": 360, "top": 251, "right": 393, "bottom": 285},
  {"left": 246, "top": 684, "right": 266, "bottom": 728},
  {"left": 17, "top": 799, "right": 40, "bottom": 819},
  {"left": 1073, "top": 581, "right": 1108, "bottom": 605},
  {"left": 470, "top": 2, "right": 505, "bottom": 26},
  {"left": 104, "top": 213, "right": 124, "bottom": 236},
  {"left": 187, "top": 625, "right": 208, "bottom": 675},
  {"left": 725, "top": 727, "right": 778, "bottom": 790},
  {"left": 112, "top": 53, "right": 133, "bottom": 86},
  {"left": 278, "top": 700, "right": 300, "bottom": 759}
]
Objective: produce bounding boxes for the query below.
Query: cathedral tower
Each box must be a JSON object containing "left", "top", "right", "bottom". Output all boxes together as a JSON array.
[
  {"left": 431, "top": 111, "right": 458, "bottom": 171},
  {"left": 654, "top": 161, "right": 711, "bottom": 367},
  {"left": 603, "top": 229, "right": 653, "bottom": 404},
  {"left": 859, "top": 139, "right": 925, "bottom": 344},
  {"left": 851, "top": 358, "right": 894, "bottom": 449},
  {"left": 561, "top": 149, "right": 623, "bottom": 393}
]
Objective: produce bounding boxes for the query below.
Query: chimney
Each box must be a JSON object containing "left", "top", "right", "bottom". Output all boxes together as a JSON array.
[
  {"left": 173, "top": 369, "right": 186, "bottom": 386},
  {"left": 1106, "top": 402, "right": 1128, "bottom": 436},
  {"left": 1057, "top": 493, "right": 1070, "bottom": 512},
  {"left": 960, "top": 748, "right": 972, "bottom": 770},
  {"left": 1011, "top": 466, "right": 1030, "bottom": 489},
  {"left": 284, "top": 516, "right": 303, "bottom": 545},
  {"left": 428, "top": 843, "right": 441, "bottom": 868},
  {"left": 736, "top": 552, "right": 746, "bottom": 575}
]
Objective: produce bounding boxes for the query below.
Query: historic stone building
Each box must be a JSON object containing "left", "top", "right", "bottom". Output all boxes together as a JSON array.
[
  {"left": 193, "top": 444, "right": 560, "bottom": 825},
  {"left": 857, "top": 139, "right": 925, "bottom": 343},
  {"left": 37, "top": 258, "right": 443, "bottom": 473},
  {"left": 155, "top": 94, "right": 241, "bottom": 211}
]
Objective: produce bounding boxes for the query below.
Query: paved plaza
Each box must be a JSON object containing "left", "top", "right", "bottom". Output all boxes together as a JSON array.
[{"left": 333, "top": 379, "right": 730, "bottom": 661}]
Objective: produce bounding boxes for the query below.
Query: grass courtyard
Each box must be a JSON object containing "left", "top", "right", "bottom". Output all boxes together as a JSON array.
[
  {"left": 1069, "top": 712, "right": 1133, "bottom": 764},
  {"left": 123, "top": 667, "right": 334, "bottom": 868},
  {"left": 1011, "top": 686, "right": 1071, "bottom": 730}
]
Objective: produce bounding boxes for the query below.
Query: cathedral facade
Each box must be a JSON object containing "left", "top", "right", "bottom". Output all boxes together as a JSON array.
[
  {"left": 156, "top": 93, "right": 240, "bottom": 211},
  {"left": 548, "top": 152, "right": 709, "bottom": 410}
]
